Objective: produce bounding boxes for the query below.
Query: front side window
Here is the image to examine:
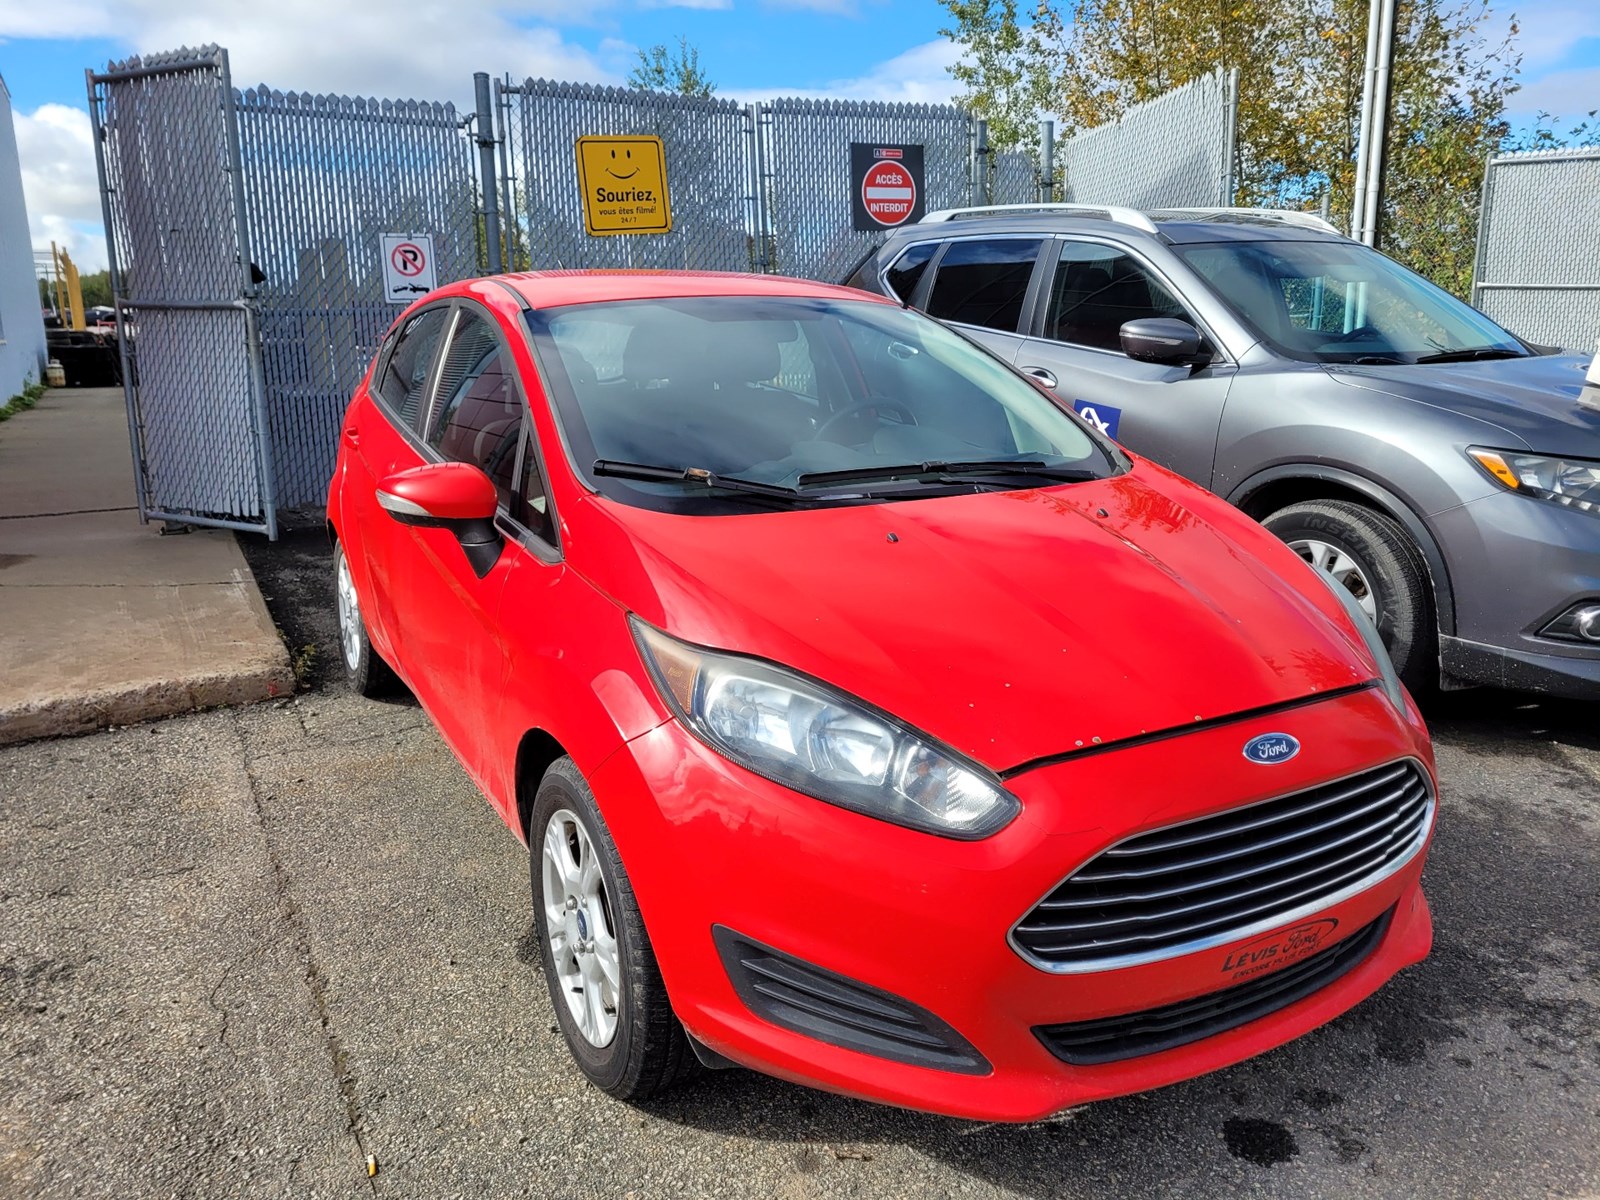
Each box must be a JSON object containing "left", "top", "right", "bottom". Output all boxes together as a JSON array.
[
  {"left": 425, "top": 310, "right": 523, "bottom": 508},
  {"left": 526, "top": 295, "right": 1120, "bottom": 515},
  {"left": 1047, "top": 241, "right": 1194, "bottom": 352},
  {"left": 925, "top": 238, "right": 1043, "bottom": 333},
  {"left": 376, "top": 307, "right": 449, "bottom": 428},
  {"left": 1177, "top": 239, "right": 1528, "bottom": 364}
]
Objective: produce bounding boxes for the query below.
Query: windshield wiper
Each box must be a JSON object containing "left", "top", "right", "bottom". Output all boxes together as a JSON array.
[
  {"left": 795, "top": 459, "right": 1097, "bottom": 488},
  {"left": 592, "top": 459, "right": 806, "bottom": 502},
  {"left": 1412, "top": 347, "right": 1526, "bottom": 365}
]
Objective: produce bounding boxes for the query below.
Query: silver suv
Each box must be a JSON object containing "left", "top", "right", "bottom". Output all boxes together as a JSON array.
[{"left": 845, "top": 205, "right": 1600, "bottom": 698}]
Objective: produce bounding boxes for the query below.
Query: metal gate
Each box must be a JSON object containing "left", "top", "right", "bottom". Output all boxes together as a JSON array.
[
  {"left": 498, "top": 80, "right": 756, "bottom": 274},
  {"left": 235, "top": 89, "right": 478, "bottom": 508},
  {"left": 89, "top": 46, "right": 277, "bottom": 535},
  {"left": 1472, "top": 148, "right": 1600, "bottom": 351}
]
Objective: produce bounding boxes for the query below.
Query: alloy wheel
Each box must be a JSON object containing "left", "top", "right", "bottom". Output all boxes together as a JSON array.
[
  {"left": 541, "top": 808, "right": 621, "bottom": 1048},
  {"left": 1289, "top": 537, "right": 1379, "bottom": 623},
  {"left": 336, "top": 550, "right": 362, "bottom": 671}
]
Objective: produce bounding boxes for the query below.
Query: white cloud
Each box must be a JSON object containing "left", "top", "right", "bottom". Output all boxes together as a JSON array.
[
  {"left": 761, "top": 0, "right": 860, "bottom": 14},
  {"left": 1509, "top": 64, "right": 1600, "bottom": 121},
  {"left": 1506, "top": 0, "right": 1600, "bottom": 73},
  {"left": 14, "top": 104, "right": 107, "bottom": 272},
  {"left": 639, "top": 0, "right": 733, "bottom": 9},
  {"left": 731, "top": 39, "right": 962, "bottom": 105}
]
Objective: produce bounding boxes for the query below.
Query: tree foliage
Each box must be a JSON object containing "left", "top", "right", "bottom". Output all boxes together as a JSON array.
[
  {"left": 938, "top": 0, "right": 1536, "bottom": 296},
  {"left": 628, "top": 37, "right": 716, "bottom": 98}
]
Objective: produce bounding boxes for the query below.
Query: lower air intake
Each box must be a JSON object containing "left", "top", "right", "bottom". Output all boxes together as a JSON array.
[
  {"left": 713, "top": 926, "right": 989, "bottom": 1074},
  {"left": 1034, "top": 909, "right": 1391, "bottom": 1066}
]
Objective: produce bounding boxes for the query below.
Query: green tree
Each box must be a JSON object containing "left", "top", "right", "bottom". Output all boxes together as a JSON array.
[
  {"left": 628, "top": 37, "right": 716, "bottom": 98},
  {"left": 937, "top": 0, "right": 1528, "bottom": 296}
]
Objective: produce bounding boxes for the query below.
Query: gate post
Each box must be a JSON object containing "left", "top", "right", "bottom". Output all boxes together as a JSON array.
[
  {"left": 1039, "top": 120, "right": 1055, "bottom": 202},
  {"left": 474, "top": 72, "right": 504, "bottom": 274},
  {"left": 745, "top": 103, "right": 771, "bottom": 274},
  {"left": 974, "top": 119, "right": 990, "bottom": 205}
]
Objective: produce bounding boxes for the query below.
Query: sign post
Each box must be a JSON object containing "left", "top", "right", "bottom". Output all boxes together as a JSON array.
[
  {"left": 575, "top": 136, "right": 673, "bottom": 236},
  {"left": 851, "top": 144, "right": 925, "bottom": 232},
  {"left": 380, "top": 233, "right": 437, "bottom": 303}
]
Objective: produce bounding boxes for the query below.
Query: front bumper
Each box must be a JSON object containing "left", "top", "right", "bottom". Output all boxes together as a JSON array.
[
  {"left": 592, "top": 686, "right": 1435, "bottom": 1122},
  {"left": 1432, "top": 489, "right": 1600, "bottom": 699}
]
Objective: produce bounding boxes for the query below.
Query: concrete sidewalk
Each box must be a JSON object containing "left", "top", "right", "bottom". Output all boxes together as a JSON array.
[{"left": 0, "top": 387, "right": 293, "bottom": 744}]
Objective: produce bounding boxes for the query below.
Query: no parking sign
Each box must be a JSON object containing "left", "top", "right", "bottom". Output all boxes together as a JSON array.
[
  {"left": 380, "top": 233, "right": 437, "bottom": 303},
  {"left": 851, "top": 144, "right": 925, "bottom": 231}
]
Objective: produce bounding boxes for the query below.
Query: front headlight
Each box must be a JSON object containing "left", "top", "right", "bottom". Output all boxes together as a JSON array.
[
  {"left": 631, "top": 619, "right": 1020, "bottom": 839},
  {"left": 1468, "top": 448, "right": 1600, "bottom": 516},
  {"left": 1312, "top": 570, "right": 1408, "bottom": 711}
]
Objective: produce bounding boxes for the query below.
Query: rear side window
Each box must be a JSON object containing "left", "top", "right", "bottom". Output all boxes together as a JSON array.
[
  {"left": 425, "top": 310, "right": 523, "bottom": 508},
  {"left": 925, "top": 238, "right": 1042, "bottom": 333},
  {"left": 883, "top": 242, "right": 938, "bottom": 301},
  {"left": 376, "top": 308, "right": 449, "bottom": 428}
]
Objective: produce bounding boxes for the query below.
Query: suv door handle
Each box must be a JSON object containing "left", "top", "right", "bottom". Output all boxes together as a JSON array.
[{"left": 1021, "top": 367, "right": 1058, "bottom": 389}]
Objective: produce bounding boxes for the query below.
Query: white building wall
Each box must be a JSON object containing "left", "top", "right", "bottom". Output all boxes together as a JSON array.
[{"left": 0, "top": 76, "right": 48, "bottom": 399}]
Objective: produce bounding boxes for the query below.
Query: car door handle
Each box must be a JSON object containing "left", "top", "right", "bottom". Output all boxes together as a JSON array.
[
  {"left": 342, "top": 425, "right": 360, "bottom": 447},
  {"left": 1021, "top": 367, "right": 1058, "bottom": 389}
]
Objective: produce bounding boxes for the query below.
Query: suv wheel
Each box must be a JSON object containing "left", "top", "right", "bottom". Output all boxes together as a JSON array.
[{"left": 1262, "top": 500, "right": 1434, "bottom": 695}]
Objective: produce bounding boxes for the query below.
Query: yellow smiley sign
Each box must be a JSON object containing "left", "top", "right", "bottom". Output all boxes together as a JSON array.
[{"left": 575, "top": 136, "right": 673, "bottom": 236}]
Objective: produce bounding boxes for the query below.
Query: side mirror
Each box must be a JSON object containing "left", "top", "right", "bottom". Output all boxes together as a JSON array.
[
  {"left": 376, "top": 462, "right": 503, "bottom": 578},
  {"left": 1119, "top": 318, "right": 1208, "bottom": 366}
]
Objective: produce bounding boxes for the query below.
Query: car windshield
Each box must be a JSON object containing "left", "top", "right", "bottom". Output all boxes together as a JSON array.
[
  {"left": 525, "top": 295, "right": 1120, "bottom": 513},
  {"left": 1176, "top": 239, "right": 1528, "bottom": 365}
]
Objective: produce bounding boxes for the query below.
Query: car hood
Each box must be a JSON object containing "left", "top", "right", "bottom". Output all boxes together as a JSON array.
[
  {"left": 573, "top": 465, "right": 1374, "bottom": 773},
  {"left": 1327, "top": 352, "right": 1600, "bottom": 454}
]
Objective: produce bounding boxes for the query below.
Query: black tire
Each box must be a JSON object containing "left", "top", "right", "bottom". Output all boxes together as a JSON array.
[
  {"left": 333, "top": 539, "right": 396, "bottom": 698},
  {"left": 1262, "top": 499, "right": 1435, "bottom": 696},
  {"left": 530, "top": 757, "right": 698, "bottom": 1100}
]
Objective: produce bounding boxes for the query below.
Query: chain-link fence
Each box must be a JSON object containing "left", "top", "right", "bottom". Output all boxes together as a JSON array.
[
  {"left": 235, "top": 89, "right": 478, "bottom": 508},
  {"left": 93, "top": 45, "right": 1239, "bottom": 535},
  {"left": 500, "top": 80, "right": 756, "bottom": 274},
  {"left": 1472, "top": 149, "right": 1600, "bottom": 351},
  {"left": 759, "top": 100, "right": 972, "bottom": 281},
  {"left": 89, "top": 46, "right": 276, "bottom": 534},
  {"left": 1061, "top": 69, "right": 1234, "bottom": 210}
]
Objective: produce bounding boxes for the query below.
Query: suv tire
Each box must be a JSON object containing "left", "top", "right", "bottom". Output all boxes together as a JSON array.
[{"left": 1263, "top": 500, "right": 1434, "bottom": 696}]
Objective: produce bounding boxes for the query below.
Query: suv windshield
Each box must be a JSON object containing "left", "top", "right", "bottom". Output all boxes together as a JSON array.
[
  {"left": 526, "top": 295, "right": 1120, "bottom": 513},
  {"left": 1176, "top": 239, "right": 1528, "bottom": 365}
]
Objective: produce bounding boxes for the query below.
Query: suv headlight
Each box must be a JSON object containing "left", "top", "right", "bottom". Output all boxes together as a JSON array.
[
  {"left": 1468, "top": 448, "right": 1600, "bottom": 516},
  {"left": 1311, "top": 571, "right": 1408, "bottom": 711},
  {"left": 631, "top": 619, "right": 1020, "bottom": 839}
]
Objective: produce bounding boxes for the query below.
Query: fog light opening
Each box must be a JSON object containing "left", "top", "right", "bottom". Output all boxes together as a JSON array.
[{"left": 1576, "top": 606, "right": 1600, "bottom": 643}]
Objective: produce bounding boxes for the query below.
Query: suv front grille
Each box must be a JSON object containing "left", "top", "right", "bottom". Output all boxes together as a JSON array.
[
  {"left": 1034, "top": 908, "right": 1391, "bottom": 1065},
  {"left": 1012, "top": 759, "right": 1432, "bottom": 972}
]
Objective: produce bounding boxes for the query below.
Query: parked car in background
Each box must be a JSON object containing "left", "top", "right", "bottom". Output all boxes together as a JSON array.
[
  {"left": 846, "top": 206, "right": 1600, "bottom": 699},
  {"left": 328, "top": 270, "right": 1436, "bottom": 1121}
]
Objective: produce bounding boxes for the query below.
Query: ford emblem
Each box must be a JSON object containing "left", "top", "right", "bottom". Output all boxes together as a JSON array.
[{"left": 1243, "top": 732, "right": 1300, "bottom": 764}]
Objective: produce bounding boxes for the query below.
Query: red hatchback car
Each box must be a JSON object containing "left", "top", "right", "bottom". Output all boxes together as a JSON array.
[{"left": 328, "top": 271, "right": 1436, "bottom": 1122}]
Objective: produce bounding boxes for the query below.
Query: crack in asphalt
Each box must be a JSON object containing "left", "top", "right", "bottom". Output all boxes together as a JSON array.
[{"left": 231, "top": 709, "right": 379, "bottom": 1196}]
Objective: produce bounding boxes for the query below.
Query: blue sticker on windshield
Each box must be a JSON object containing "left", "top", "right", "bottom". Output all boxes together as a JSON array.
[{"left": 1073, "top": 401, "right": 1121, "bottom": 439}]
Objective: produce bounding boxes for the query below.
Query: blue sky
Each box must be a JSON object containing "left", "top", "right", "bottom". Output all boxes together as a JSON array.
[{"left": 3, "top": 0, "right": 1597, "bottom": 271}]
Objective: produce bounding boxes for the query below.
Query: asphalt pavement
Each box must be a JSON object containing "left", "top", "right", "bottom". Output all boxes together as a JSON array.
[{"left": 1, "top": 530, "right": 1596, "bottom": 1198}]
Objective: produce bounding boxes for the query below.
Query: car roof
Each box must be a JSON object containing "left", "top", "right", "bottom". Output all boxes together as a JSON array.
[
  {"left": 880, "top": 212, "right": 1344, "bottom": 248},
  {"left": 490, "top": 270, "right": 890, "bottom": 309}
]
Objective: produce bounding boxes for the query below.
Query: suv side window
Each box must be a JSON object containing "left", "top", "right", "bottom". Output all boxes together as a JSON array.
[
  {"left": 425, "top": 309, "right": 523, "bottom": 509},
  {"left": 376, "top": 307, "right": 449, "bottom": 429},
  {"left": 1047, "top": 241, "right": 1194, "bottom": 352},
  {"left": 925, "top": 238, "right": 1043, "bottom": 333},
  {"left": 882, "top": 242, "right": 938, "bottom": 302}
]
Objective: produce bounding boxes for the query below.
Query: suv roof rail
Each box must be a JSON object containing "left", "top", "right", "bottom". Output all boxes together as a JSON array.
[
  {"left": 919, "top": 203, "right": 1160, "bottom": 234},
  {"left": 1148, "top": 206, "right": 1342, "bottom": 234}
]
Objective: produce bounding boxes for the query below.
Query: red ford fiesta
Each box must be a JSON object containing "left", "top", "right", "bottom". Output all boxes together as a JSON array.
[{"left": 327, "top": 271, "right": 1435, "bottom": 1121}]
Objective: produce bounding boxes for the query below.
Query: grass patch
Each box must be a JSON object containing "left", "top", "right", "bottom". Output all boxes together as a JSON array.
[{"left": 0, "top": 377, "right": 47, "bottom": 424}]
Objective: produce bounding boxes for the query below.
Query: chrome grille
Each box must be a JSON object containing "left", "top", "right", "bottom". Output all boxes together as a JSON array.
[{"left": 1012, "top": 760, "right": 1433, "bottom": 972}]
